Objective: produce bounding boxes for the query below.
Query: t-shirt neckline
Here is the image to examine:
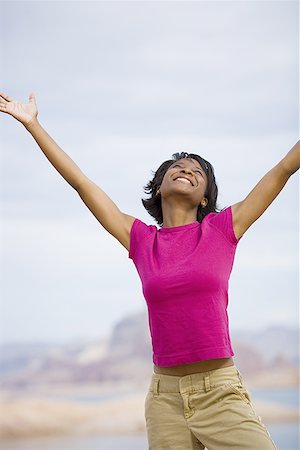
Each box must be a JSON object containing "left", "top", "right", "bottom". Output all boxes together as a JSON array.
[{"left": 158, "top": 221, "right": 200, "bottom": 233}]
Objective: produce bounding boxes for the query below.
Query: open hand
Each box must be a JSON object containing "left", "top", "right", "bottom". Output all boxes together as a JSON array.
[{"left": 0, "top": 92, "right": 38, "bottom": 126}]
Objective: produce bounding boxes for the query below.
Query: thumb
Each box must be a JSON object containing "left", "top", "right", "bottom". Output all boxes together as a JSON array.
[{"left": 29, "top": 92, "right": 36, "bottom": 104}]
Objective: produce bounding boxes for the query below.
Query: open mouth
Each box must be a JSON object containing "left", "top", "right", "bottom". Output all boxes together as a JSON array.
[{"left": 174, "top": 177, "right": 194, "bottom": 186}]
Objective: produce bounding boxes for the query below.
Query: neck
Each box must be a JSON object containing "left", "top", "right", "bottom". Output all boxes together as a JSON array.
[{"left": 162, "top": 200, "right": 198, "bottom": 227}]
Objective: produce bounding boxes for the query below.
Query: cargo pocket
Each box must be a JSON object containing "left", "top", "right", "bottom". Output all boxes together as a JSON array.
[
  {"left": 223, "top": 382, "right": 265, "bottom": 423},
  {"left": 226, "top": 381, "right": 253, "bottom": 405},
  {"left": 227, "top": 382, "right": 277, "bottom": 448}
]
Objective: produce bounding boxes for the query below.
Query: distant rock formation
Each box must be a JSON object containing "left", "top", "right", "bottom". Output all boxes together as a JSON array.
[{"left": 0, "top": 311, "right": 298, "bottom": 388}]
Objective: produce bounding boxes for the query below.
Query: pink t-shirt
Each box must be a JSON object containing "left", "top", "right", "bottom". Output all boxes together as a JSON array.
[{"left": 128, "top": 205, "right": 241, "bottom": 367}]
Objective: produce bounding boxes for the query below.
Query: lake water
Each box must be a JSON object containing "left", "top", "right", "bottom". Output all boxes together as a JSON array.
[
  {"left": 251, "top": 386, "right": 299, "bottom": 408},
  {"left": 1, "top": 388, "right": 298, "bottom": 450}
]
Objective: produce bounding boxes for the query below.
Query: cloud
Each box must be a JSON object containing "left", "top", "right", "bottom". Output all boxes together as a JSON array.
[{"left": 2, "top": 1, "right": 297, "bottom": 136}]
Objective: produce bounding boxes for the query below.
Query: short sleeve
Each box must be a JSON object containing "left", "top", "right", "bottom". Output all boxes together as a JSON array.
[
  {"left": 207, "top": 206, "right": 240, "bottom": 246},
  {"left": 128, "top": 218, "right": 155, "bottom": 260}
]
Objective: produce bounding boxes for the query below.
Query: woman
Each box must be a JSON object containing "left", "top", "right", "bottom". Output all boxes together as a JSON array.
[{"left": 1, "top": 92, "right": 298, "bottom": 449}]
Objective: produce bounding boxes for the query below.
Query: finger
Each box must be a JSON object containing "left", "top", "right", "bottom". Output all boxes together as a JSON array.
[
  {"left": 0, "top": 94, "right": 8, "bottom": 103},
  {"left": 0, "top": 92, "right": 13, "bottom": 102}
]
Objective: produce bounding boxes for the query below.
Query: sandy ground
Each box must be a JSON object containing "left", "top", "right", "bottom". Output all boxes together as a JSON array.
[
  {"left": 0, "top": 393, "right": 146, "bottom": 438},
  {"left": 0, "top": 388, "right": 298, "bottom": 439}
]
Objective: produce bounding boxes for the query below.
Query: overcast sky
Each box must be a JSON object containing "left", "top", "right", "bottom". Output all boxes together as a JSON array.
[{"left": 0, "top": 1, "right": 299, "bottom": 345}]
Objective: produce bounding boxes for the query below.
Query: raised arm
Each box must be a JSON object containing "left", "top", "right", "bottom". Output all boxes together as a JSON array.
[
  {"left": 0, "top": 92, "right": 135, "bottom": 251},
  {"left": 231, "top": 141, "right": 300, "bottom": 240}
]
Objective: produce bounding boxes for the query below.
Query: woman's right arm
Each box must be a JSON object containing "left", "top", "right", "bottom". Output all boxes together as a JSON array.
[{"left": 0, "top": 92, "right": 135, "bottom": 251}]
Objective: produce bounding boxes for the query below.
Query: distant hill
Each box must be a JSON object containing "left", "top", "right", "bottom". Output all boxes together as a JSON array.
[
  {"left": 231, "top": 326, "right": 299, "bottom": 371},
  {"left": 0, "top": 311, "right": 298, "bottom": 388}
]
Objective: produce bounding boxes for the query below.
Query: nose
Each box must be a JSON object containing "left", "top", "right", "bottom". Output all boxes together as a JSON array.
[{"left": 181, "top": 167, "right": 193, "bottom": 175}]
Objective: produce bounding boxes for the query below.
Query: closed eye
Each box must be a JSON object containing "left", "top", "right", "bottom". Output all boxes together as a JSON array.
[{"left": 171, "top": 164, "right": 203, "bottom": 176}]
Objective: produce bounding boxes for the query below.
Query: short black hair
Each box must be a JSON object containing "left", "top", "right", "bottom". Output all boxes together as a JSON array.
[{"left": 142, "top": 152, "right": 220, "bottom": 226}]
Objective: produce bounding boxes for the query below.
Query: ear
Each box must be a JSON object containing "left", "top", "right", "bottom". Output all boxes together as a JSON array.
[
  {"left": 201, "top": 198, "right": 208, "bottom": 208},
  {"left": 156, "top": 186, "right": 161, "bottom": 195}
]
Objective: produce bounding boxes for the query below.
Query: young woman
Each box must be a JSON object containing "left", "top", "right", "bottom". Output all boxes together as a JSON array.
[{"left": 1, "top": 92, "right": 299, "bottom": 450}]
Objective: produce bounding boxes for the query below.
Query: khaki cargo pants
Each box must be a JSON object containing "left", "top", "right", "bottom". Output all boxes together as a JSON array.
[{"left": 144, "top": 365, "right": 277, "bottom": 449}]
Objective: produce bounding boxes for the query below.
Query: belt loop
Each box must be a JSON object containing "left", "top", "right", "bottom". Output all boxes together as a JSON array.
[
  {"left": 153, "top": 378, "right": 160, "bottom": 398},
  {"left": 204, "top": 375, "right": 211, "bottom": 392}
]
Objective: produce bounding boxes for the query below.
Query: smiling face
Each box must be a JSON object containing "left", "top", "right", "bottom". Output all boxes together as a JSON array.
[{"left": 159, "top": 158, "right": 208, "bottom": 207}]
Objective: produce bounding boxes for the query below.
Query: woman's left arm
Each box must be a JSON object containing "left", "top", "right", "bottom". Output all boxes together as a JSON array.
[{"left": 232, "top": 140, "right": 300, "bottom": 240}]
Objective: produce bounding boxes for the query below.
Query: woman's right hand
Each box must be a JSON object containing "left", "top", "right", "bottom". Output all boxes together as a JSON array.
[{"left": 0, "top": 92, "right": 38, "bottom": 127}]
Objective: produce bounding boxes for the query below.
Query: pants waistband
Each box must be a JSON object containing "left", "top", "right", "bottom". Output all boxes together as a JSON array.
[{"left": 150, "top": 365, "right": 244, "bottom": 396}]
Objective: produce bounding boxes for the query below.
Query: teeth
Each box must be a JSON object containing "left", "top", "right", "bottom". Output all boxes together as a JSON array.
[{"left": 175, "top": 177, "right": 192, "bottom": 185}]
